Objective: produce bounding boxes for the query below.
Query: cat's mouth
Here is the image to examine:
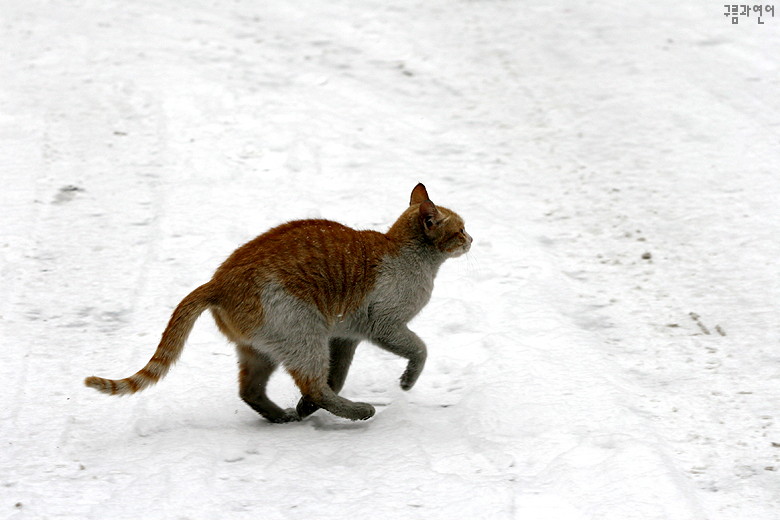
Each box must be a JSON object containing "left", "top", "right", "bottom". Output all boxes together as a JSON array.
[{"left": 447, "top": 237, "right": 472, "bottom": 257}]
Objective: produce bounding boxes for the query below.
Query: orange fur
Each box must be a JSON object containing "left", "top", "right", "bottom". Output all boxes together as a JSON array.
[
  {"left": 213, "top": 219, "right": 397, "bottom": 326},
  {"left": 85, "top": 184, "right": 472, "bottom": 422},
  {"left": 84, "top": 283, "right": 216, "bottom": 395}
]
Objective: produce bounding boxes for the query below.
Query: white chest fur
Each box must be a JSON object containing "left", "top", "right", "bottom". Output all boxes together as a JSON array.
[{"left": 368, "top": 248, "right": 441, "bottom": 324}]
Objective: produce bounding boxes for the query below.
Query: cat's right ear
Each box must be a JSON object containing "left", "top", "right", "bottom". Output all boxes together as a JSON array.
[{"left": 410, "top": 183, "right": 430, "bottom": 206}]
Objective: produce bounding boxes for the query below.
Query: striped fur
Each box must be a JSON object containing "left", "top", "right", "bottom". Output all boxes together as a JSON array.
[
  {"left": 84, "top": 184, "right": 472, "bottom": 422},
  {"left": 84, "top": 283, "right": 215, "bottom": 395}
]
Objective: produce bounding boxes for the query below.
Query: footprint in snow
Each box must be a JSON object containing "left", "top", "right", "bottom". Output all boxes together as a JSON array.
[{"left": 53, "top": 185, "right": 84, "bottom": 205}]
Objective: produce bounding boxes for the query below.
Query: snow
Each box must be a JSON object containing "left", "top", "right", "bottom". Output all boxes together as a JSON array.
[{"left": 1, "top": 1, "right": 779, "bottom": 518}]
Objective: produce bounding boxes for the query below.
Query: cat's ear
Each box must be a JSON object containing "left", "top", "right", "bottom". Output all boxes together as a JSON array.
[
  {"left": 412, "top": 183, "right": 442, "bottom": 232},
  {"left": 410, "top": 183, "right": 430, "bottom": 206},
  {"left": 419, "top": 200, "right": 439, "bottom": 231}
]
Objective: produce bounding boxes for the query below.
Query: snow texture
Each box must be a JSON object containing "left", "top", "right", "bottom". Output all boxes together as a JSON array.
[{"left": 2, "top": 1, "right": 779, "bottom": 519}]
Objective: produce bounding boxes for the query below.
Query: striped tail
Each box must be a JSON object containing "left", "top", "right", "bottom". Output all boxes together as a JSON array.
[{"left": 85, "top": 282, "right": 216, "bottom": 396}]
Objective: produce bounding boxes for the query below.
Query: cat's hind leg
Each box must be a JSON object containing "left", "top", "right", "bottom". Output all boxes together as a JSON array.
[
  {"left": 296, "top": 338, "right": 359, "bottom": 419},
  {"left": 237, "top": 344, "right": 299, "bottom": 424},
  {"left": 287, "top": 339, "right": 374, "bottom": 421}
]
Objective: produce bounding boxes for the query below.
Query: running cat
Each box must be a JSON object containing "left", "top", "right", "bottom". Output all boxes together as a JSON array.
[{"left": 85, "top": 183, "right": 472, "bottom": 422}]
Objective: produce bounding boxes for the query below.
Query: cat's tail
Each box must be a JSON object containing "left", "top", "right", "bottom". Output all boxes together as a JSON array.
[{"left": 84, "top": 282, "right": 217, "bottom": 396}]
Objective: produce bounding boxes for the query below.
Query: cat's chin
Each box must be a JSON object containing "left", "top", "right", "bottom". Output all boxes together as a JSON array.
[{"left": 447, "top": 247, "right": 470, "bottom": 258}]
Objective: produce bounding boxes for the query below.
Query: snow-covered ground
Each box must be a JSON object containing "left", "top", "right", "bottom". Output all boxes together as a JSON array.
[{"left": 2, "top": 1, "right": 779, "bottom": 518}]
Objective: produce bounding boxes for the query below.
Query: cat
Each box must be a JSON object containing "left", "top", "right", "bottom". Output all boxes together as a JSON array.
[{"left": 85, "top": 183, "right": 472, "bottom": 423}]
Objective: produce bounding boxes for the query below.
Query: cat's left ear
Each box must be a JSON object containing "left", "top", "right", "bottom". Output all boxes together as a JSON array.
[
  {"left": 419, "top": 200, "right": 439, "bottom": 232},
  {"left": 410, "top": 183, "right": 430, "bottom": 206}
]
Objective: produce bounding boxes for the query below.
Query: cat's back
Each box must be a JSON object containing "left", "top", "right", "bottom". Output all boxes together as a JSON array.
[
  {"left": 214, "top": 219, "right": 395, "bottom": 319},
  {"left": 218, "top": 219, "right": 390, "bottom": 271}
]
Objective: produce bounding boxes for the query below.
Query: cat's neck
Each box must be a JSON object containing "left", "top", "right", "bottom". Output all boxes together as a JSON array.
[
  {"left": 385, "top": 207, "right": 447, "bottom": 270},
  {"left": 386, "top": 207, "right": 421, "bottom": 242}
]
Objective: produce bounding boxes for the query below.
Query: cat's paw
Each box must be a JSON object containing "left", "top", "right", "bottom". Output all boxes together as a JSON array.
[
  {"left": 400, "top": 366, "right": 421, "bottom": 391},
  {"left": 267, "top": 408, "right": 301, "bottom": 424},
  {"left": 348, "top": 402, "right": 376, "bottom": 421},
  {"left": 296, "top": 398, "right": 320, "bottom": 419}
]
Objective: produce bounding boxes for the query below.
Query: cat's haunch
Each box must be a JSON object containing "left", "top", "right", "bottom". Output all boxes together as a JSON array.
[{"left": 85, "top": 183, "right": 472, "bottom": 423}]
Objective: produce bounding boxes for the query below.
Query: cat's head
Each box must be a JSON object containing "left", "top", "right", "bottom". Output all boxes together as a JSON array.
[{"left": 410, "top": 183, "right": 472, "bottom": 258}]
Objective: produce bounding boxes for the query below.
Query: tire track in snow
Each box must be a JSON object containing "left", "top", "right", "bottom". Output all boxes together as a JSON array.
[
  {"left": 0, "top": 5, "right": 181, "bottom": 508},
  {"left": 505, "top": 10, "right": 780, "bottom": 517},
  {"left": 3, "top": 1, "right": 777, "bottom": 519}
]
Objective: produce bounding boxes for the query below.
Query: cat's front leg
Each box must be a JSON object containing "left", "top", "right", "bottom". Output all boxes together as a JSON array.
[{"left": 371, "top": 325, "right": 427, "bottom": 390}]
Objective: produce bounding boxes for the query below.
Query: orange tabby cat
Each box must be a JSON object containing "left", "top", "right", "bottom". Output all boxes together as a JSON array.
[{"left": 85, "top": 184, "right": 472, "bottom": 422}]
